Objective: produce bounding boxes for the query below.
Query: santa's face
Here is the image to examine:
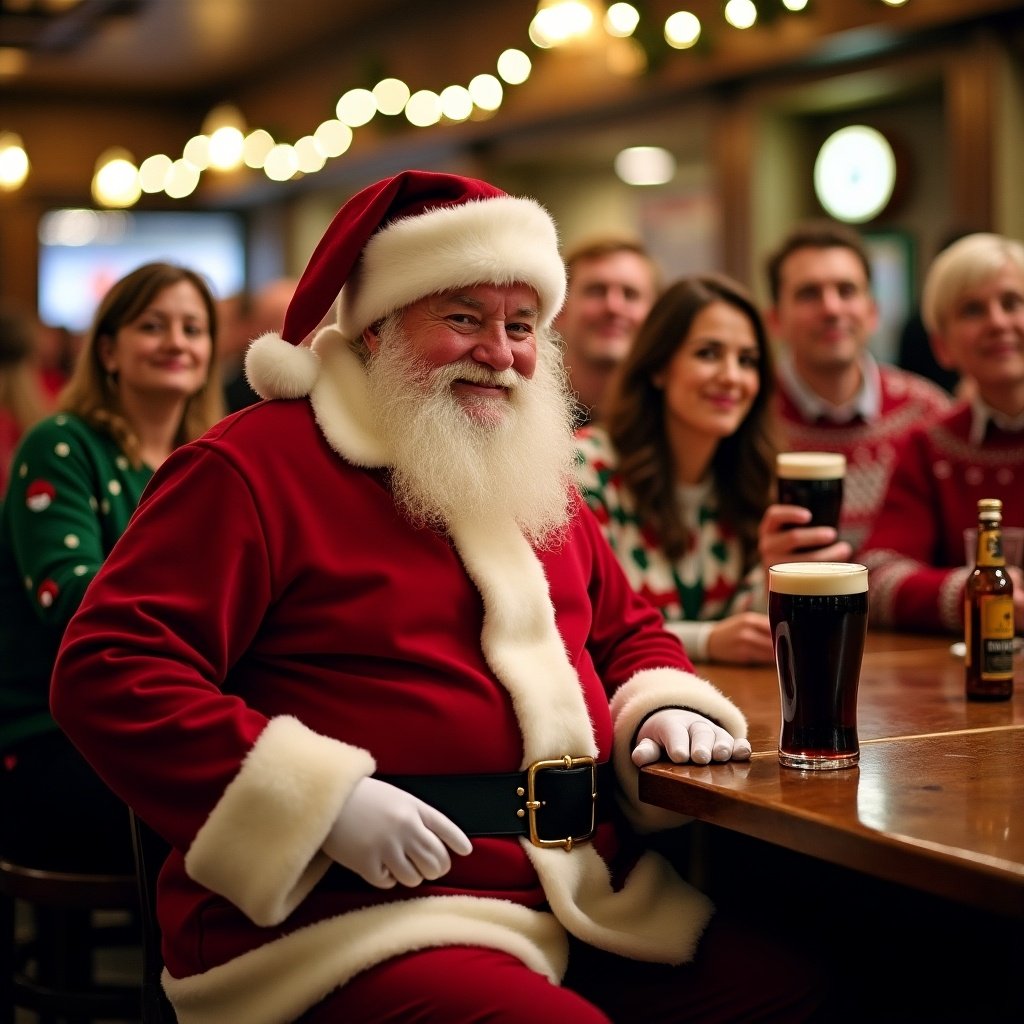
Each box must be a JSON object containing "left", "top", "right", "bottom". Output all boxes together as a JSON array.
[
  {"left": 363, "top": 291, "right": 576, "bottom": 544},
  {"left": 364, "top": 283, "right": 540, "bottom": 428}
]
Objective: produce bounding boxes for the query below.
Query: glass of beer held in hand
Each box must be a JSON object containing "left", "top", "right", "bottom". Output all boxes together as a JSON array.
[
  {"left": 776, "top": 452, "right": 846, "bottom": 551},
  {"left": 768, "top": 562, "right": 868, "bottom": 770}
]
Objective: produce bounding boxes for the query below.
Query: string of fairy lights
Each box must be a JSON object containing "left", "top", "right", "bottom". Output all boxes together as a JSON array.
[{"left": 0, "top": 0, "right": 912, "bottom": 207}]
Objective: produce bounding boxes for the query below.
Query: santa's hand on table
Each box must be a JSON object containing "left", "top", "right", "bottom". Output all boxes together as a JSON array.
[
  {"left": 324, "top": 777, "right": 473, "bottom": 889},
  {"left": 632, "top": 709, "right": 752, "bottom": 768}
]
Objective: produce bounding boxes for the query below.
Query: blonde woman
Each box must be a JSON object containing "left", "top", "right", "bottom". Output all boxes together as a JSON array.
[{"left": 0, "top": 261, "right": 223, "bottom": 871}]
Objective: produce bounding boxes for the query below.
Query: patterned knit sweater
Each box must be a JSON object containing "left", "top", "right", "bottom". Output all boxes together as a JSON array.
[
  {"left": 574, "top": 426, "right": 764, "bottom": 662},
  {"left": 777, "top": 363, "right": 952, "bottom": 556},
  {"left": 0, "top": 413, "right": 152, "bottom": 749},
  {"left": 859, "top": 404, "right": 1024, "bottom": 633}
]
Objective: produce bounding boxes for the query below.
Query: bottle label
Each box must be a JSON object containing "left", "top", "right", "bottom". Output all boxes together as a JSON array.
[
  {"left": 979, "top": 594, "right": 1014, "bottom": 678},
  {"left": 976, "top": 529, "right": 1005, "bottom": 567}
]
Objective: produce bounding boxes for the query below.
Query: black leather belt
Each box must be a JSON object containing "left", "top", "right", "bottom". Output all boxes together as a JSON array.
[{"left": 379, "top": 755, "right": 612, "bottom": 850}]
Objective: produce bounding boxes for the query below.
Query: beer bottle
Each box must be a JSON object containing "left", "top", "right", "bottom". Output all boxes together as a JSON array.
[{"left": 964, "top": 498, "right": 1014, "bottom": 700}]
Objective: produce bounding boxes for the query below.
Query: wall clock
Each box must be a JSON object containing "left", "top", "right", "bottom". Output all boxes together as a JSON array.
[{"left": 813, "top": 125, "right": 897, "bottom": 224}]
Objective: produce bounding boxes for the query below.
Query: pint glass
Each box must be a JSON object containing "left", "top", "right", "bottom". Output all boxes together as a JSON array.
[
  {"left": 776, "top": 452, "right": 845, "bottom": 550},
  {"left": 768, "top": 562, "right": 868, "bottom": 770}
]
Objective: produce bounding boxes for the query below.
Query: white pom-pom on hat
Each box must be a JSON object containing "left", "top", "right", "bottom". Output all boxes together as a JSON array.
[{"left": 244, "top": 331, "right": 321, "bottom": 400}]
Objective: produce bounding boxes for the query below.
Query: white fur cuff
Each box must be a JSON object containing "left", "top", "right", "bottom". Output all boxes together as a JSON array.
[
  {"left": 609, "top": 668, "right": 747, "bottom": 833},
  {"left": 185, "top": 716, "right": 374, "bottom": 926}
]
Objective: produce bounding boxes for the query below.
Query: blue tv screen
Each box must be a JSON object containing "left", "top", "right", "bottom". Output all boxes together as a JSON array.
[{"left": 37, "top": 208, "right": 246, "bottom": 332}]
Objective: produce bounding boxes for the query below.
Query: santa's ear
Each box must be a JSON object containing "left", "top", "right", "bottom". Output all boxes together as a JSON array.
[{"left": 362, "top": 321, "right": 383, "bottom": 354}]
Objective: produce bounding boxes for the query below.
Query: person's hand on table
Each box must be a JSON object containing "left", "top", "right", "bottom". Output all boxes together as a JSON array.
[
  {"left": 706, "top": 612, "right": 775, "bottom": 665},
  {"left": 323, "top": 777, "right": 472, "bottom": 889},
  {"left": 759, "top": 504, "right": 852, "bottom": 570},
  {"left": 631, "top": 709, "right": 752, "bottom": 768}
]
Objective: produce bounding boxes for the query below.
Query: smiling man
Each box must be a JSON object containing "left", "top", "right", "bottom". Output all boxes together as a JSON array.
[
  {"left": 765, "top": 220, "right": 952, "bottom": 554},
  {"left": 50, "top": 171, "right": 826, "bottom": 1024}
]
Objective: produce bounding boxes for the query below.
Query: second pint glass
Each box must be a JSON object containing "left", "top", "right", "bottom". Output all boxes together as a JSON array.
[{"left": 768, "top": 562, "right": 868, "bottom": 770}]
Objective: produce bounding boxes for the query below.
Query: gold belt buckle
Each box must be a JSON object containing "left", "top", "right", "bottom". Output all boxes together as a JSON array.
[{"left": 520, "top": 754, "right": 596, "bottom": 851}]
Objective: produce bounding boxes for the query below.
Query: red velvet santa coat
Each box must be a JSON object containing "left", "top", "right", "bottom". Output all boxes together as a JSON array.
[
  {"left": 860, "top": 403, "right": 1024, "bottom": 632},
  {"left": 50, "top": 333, "right": 747, "bottom": 1024}
]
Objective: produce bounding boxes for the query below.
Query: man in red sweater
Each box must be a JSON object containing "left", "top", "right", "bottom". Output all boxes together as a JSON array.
[{"left": 765, "top": 220, "right": 952, "bottom": 556}]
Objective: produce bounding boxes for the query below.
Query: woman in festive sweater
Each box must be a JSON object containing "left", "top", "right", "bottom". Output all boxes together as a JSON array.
[
  {"left": 0, "top": 261, "right": 223, "bottom": 870},
  {"left": 861, "top": 233, "right": 1024, "bottom": 632},
  {"left": 575, "top": 273, "right": 849, "bottom": 665}
]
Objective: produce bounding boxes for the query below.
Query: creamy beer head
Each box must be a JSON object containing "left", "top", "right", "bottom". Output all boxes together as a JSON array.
[
  {"left": 775, "top": 455, "right": 846, "bottom": 547},
  {"left": 776, "top": 452, "right": 846, "bottom": 480},
  {"left": 769, "top": 562, "right": 868, "bottom": 596}
]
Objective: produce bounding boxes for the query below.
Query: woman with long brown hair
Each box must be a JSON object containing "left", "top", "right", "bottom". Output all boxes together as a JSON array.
[
  {"left": 575, "top": 272, "right": 782, "bottom": 664},
  {"left": 0, "top": 261, "right": 223, "bottom": 871}
]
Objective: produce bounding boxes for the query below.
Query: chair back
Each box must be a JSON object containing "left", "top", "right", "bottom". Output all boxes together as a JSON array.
[
  {"left": 129, "top": 809, "right": 178, "bottom": 1024},
  {"left": 0, "top": 853, "right": 140, "bottom": 1022}
]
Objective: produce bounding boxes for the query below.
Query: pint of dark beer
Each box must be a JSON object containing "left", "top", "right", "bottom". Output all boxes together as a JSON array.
[
  {"left": 768, "top": 562, "right": 868, "bottom": 770},
  {"left": 776, "top": 452, "right": 846, "bottom": 547}
]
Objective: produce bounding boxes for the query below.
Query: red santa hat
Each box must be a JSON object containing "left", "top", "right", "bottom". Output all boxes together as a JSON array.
[{"left": 246, "top": 169, "right": 567, "bottom": 400}]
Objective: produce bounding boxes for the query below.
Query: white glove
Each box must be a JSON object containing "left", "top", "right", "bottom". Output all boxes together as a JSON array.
[
  {"left": 632, "top": 708, "right": 752, "bottom": 767},
  {"left": 323, "top": 777, "right": 473, "bottom": 889}
]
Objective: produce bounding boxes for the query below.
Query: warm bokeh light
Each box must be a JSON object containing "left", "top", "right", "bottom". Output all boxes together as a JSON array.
[
  {"left": 138, "top": 153, "right": 173, "bottom": 193},
  {"left": 92, "top": 148, "right": 140, "bottom": 208},
  {"left": 614, "top": 146, "right": 676, "bottom": 186},
  {"left": 665, "top": 11, "right": 701, "bottom": 49},
  {"left": 405, "top": 90, "right": 442, "bottom": 127},
  {"left": 605, "top": 3, "right": 639, "bottom": 38},
  {"left": 264, "top": 143, "right": 299, "bottom": 181},
  {"left": 313, "top": 120, "right": 353, "bottom": 158},
  {"left": 440, "top": 85, "right": 474, "bottom": 122},
  {"left": 529, "top": 0, "right": 597, "bottom": 48},
  {"left": 182, "top": 135, "right": 211, "bottom": 170},
  {"left": 208, "top": 125, "right": 245, "bottom": 170},
  {"left": 0, "top": 131, "right": 29, "bottom": 191},
  {"left": 373, "top": 78, "right": 412, "bottom": 116},
  {"left": 724, "top": 0, "right": 757, "bottom": 30},
  {"left": 496, "top": 48, "right": 531, "bottom": 85},
  {"left": 336, "top": 88, "right": 377, "bottom": 127},
  {"left": 164, "top": 159, "right": 201, "bottom": 199},
  {"left": 293, "top": 136, "right": 326, "bottom": 174},
  {"left": 242, "top": 128, "right": 276, "bottom": 169},
  {"left": 468, "top": 74, "right": 503, "bottom": 111},
  {"left": 782, "top": 0, "right": 809, "bottom": 10}
]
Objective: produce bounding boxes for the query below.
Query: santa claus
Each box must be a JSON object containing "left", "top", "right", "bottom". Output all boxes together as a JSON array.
[{"left": 51, "top": 170, "right": 824, "bottom": 1023}]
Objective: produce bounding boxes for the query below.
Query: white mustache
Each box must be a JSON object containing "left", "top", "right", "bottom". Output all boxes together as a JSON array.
[{"left": 431, "top": 361, "right": 521, "bottom": 391}]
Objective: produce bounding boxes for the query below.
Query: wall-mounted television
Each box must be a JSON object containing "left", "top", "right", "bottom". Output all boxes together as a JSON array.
[{"left": 37, "top": 208, "right": 246, "bottom": 332}]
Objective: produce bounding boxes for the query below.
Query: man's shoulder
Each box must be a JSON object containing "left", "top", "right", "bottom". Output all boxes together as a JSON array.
[{"left": 876, "top": 364, "right": 953, "bottom": 412}]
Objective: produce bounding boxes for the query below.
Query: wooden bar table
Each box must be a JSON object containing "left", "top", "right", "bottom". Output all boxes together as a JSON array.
[{"left": 639, "top": 630, "right": 1024, "bottom": 918}]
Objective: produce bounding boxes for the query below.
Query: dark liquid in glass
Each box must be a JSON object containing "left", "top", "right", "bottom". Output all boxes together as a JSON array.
[
  {"left": 769, "top": 589, "right": 867, "bottom": 765},
  {"left": 778, "top": 476, "right": 843, "bottom": 527}
]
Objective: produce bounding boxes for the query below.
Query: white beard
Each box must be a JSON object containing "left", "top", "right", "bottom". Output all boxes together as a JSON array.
[{"left": 364, "top": 320, "right": 578, "bottom": 547}]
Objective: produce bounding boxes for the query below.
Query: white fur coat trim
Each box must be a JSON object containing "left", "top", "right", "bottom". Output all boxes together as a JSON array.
[
  {"left": 450, "top": 512, "right": 716, "bottom": 963},
  {"left": 610, "top": 669, "right": 748, "bottom": 834},
  {"left": 164, "top": 896, "right": 569, "bottom": 1024},
  {"left": 340, "top": 194, "right": 566, "bottom": 337},
  {"left": 308, "top": 327, "right": 391, "bottom": 466},
  {"left": 185, "top": 716, "right": 374, "bottom": 927}
]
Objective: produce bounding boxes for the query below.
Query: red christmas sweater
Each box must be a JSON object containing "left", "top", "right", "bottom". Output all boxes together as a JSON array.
[
  {"left": 776, "top": 363, "right": 951, "bottom": 556},
  {"left": 860, "top": 403, "right": 1024, "bottom": 632}
]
